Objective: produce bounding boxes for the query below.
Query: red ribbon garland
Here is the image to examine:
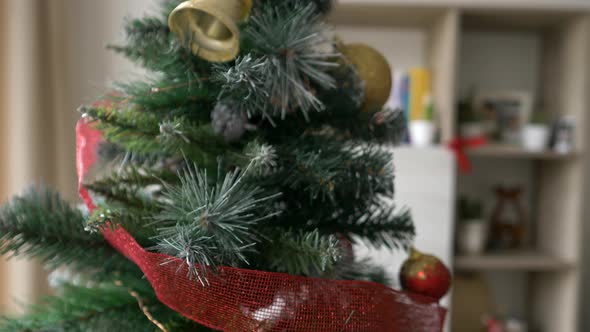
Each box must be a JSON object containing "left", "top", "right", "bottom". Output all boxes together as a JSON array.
[
  {"left": 77, "top": 119, "right": 447, "bottom": 331},
  {"left": 447, "top": 136, "right": 487, "bottom": 173}
]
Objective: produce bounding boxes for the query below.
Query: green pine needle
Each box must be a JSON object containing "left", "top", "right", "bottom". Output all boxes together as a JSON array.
[
  {"left": 244, "top": 2, "right": 339, "bottom": 120},
  {"left": 0, "top": 282, "right": 166, "bottom": 332},
  {"left": 0, "top": 188, "right": 136, "bottom": 278},
  {"left": 151, "top": 164, "right": 281, "bottom": 284},
  {"left": 79, "top": 106, "right": 230, "bottom": 165},
  {"left": 334, "top": 257, "right": 393, "bottom": 286},
  {"left": 213, "top": 55, "right": 271, "bottom": 120},
  {"left": 261, "top": 229, "right": 341, "bottom": 276},
  {"left": 342, "top": 198, "right": 415, "bottom": 250}
]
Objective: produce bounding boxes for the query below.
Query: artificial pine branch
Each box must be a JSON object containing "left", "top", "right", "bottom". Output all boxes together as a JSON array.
[
  {"left": 366, "top": 108, "right": 408, "bottom": 144},
  {"left": 317, "top": 61, "right": 366, "bottom": 111},
  {"left": 265, "top": 198, "right": 414, "bottom": 252},
  {"left": 80, "top": 106, "right": 231, "bottom": 164},
  {"left": 108, "top": 6, "right": 211, "bottom": 80},
  {"left": 335, "top": 198, "right": 415, "bottom": 250},
  {"left": 85, "top": 183, "right": 151, "bottom": 210},
  {"left": 96, "top": 142, "right": 166, "bottom": 168},
  {"left": 112, "top": 77, "right": 216, "bottom": 120},
  {"left": 86, "top": 206, "right": 158, "bottom": 247},
  {"left": 264, "top": 140, "right": 395, "bottom": 205},
  {"left": 338, "top": 144, "right": 397, "bottom": 198},
  {"left": 79, "top": 105, "right": 162, "bottom": 137},
  {"left": 150, "top": 163, "right": 281, "bottom": 284},
  {"left": 107, "top": 17, "right": 175, "bottom": 73},
  {"left": 258, "top": 229, "right": 341, "bottom": 276},
  {"left": 242, "top": 141, "right": 279, "bottom": 177},
  {"left": 242, "top": 2, "right": 339, "bottom": 120},
  {"left": 332, "top": 257, "right": 392, "bottom": 286},
  {"left": 0, "top": 188, "right": 137, "bottom": 278},
  {"left": 284, "top": 148, "right": 341, "bottom": 203},
  {"left": 0, "top": 282, "right": 177, "bottom": 332},
  {"left": 212, "top": 55, "right": 273, "bottom": 124},
  {"left": 85, "top": 164, "right": 177, "bottom": 209},
  {"left": 286, "top": 105, "right": 407, "bottom": 144}
]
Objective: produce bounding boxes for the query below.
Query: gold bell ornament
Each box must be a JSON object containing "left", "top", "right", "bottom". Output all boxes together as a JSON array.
[
  {"left": 168, "top": 0, "right": 253, "bottom": 63},
  {"left": 339, "top": 42, "right": 392, "bottom": 113}
]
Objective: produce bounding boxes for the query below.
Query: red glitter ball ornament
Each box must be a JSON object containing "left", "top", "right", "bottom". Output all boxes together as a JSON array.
[{"left": 399, "top": 248, "right": 451, "bottom": 301}]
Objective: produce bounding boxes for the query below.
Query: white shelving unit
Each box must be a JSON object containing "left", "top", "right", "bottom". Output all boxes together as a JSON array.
[
  {"left": 455, "top": 251, "right": 574, "bottom": 271},
  {"left": 467, "top": 144, "right": 580, "bottom": 161},
  {"left": 330, "top": 2, "right": 590, "bottom": 331}
]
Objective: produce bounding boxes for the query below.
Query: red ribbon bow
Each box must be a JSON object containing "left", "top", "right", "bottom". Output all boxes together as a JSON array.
[{"left": 447, "top": 136, "right": 487, "bottom": 173}]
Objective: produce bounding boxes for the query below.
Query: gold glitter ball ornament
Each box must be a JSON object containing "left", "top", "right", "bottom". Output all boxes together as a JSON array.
[
  {"left": 168, "top": 0, "right": 253, "bottom": 63},
  {"left": 340, "top": 43, "right": 392, "bottom": 112}
]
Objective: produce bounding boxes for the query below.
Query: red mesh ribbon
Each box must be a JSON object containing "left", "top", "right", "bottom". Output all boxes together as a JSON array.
[{"left": 77, "top": 118, "right": 447, "bottom": 331}]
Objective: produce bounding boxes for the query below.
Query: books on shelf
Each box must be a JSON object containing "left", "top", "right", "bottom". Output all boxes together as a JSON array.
[
  {"left": 409, "top": 68, "right": 431, "bottom": 120},
  {"left": 387, "top": 67, "right": 434, "bottom": 146},
  {"left": 387, "top": 67, "right": 433, "bottom": 121}
]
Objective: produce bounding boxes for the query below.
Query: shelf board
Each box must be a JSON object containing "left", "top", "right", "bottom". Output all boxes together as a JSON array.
[
  {"left": 466, "top": 144, "right": 579, "bottom": 160},
  {"left": 454, "top": 251, "right": 574, "bottom": 271},
  {"left": 329, "top": 4, "right": 445, "bottom": 27},
  {"left": 336, "top": 0, "right": 590, "bottom": 12},
  {"left": 462, "top": 10, "right": 579, "bottom": 31}
]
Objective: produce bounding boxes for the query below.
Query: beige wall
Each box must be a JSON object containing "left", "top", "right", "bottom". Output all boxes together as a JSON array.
[
  {"left": 0, "top": 0, "right": 65, "bottom": 313},
  {"left": 0, "top": 0, "right": 8, "bottom": 313},
  {"left": 0, "top": 0, "right": 146, "bottom": 314},
  {"left": 339, "top": 0, "right": 590, "bottom": 10}
]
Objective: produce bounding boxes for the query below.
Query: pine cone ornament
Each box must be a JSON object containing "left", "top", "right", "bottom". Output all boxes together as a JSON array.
[
  {"left": 399, "top": 248, "right": 452, "bottom": 301},
  {"left": 211, "top": 102, "right": 254, "bottom": 143}
]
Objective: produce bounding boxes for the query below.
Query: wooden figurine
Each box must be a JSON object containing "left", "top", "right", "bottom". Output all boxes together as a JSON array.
[{"left": 488, "top": 186, "right": 527, "bottom": 250}]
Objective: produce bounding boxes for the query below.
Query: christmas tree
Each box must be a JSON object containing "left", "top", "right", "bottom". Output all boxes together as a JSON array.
[{"left": 0, "top": 0, "right": 447, "bottom": 331}]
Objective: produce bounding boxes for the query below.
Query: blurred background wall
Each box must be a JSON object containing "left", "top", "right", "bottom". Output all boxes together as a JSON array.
[
  {"left": 0, "top": 0, "right": 148, "bottom": 314},
  {"left": 1, "top": 1, "right": 590, "bottom": 331},
  {"left": 1, "top": 0, "right": 53, "bottom": 313}
]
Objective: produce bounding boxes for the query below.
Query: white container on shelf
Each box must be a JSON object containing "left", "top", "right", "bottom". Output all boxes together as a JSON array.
[
  {"left": 521, "top": 125, "right": 550, "bottom": 152},
  {"left": 409, "top": 120, "right": 435, "bottom": 147},
  {"left": 553, "top": 116, "right": 575, "bottom": 154},
  {"left": 457, "top": 221, "right": 487, "bottom": 255}
]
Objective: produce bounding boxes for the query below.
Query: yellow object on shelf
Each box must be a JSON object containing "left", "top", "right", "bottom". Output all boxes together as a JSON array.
[{"left": 409, "top": 68, "right": 431, "bottom": 120}]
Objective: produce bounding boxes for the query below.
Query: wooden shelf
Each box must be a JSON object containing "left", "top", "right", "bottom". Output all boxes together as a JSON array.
[
  {"left": 329, "top": 4, "right": 446, "bottom": 27},
  {"left": 466, "top": 144, "right": 579, "bottom": 160},
  {"left": 332, "top": 4, "right": 589, "bottom": 330},
  {"left": 337, "top": 0, "right": 590, "bottom": 12},
  {"left": 462, "top": 10, "right": 581, "bottom": 31},
  {"left": 454, "top": 251, "right": 574, "bottom": 271}
]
